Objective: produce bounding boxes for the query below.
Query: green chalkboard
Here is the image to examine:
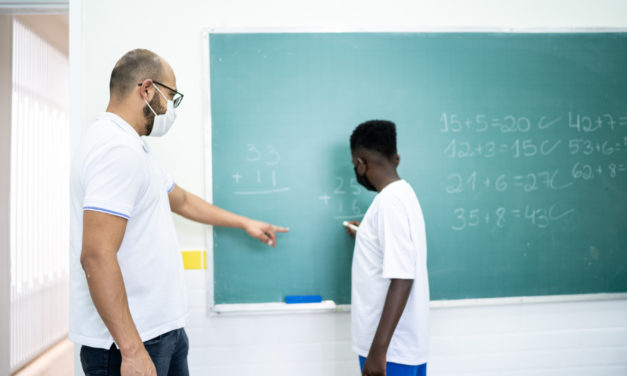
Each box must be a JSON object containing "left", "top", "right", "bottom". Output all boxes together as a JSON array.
[{"left": 209, "top": 33, "right": 627, "bottom": 304}]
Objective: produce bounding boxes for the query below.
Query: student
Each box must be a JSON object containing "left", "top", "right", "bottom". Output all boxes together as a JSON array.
[
  {"left": 346, "top": 120, "right": 430, "bottom": 376},
  {"left": 70, "top": 49, "right": 288, "bottom": 376}
]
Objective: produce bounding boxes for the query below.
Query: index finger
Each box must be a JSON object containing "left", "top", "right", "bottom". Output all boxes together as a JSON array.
[{"left": 272, "top": 225, "right": 290, "bottom": 233}]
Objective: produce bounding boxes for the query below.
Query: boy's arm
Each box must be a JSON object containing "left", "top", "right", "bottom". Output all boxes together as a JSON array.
[{"left": 362, "top": 279, "right": 414, "bottom": 376}]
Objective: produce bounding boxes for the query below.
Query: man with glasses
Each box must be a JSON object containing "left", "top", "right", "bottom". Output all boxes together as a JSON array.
[{"left": 70, "top": 49, "right": 289, "bottom": 376}]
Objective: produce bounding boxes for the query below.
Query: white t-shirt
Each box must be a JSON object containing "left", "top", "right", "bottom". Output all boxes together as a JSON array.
[
  {"left": 351, "top": 179, "right": 430, "bottom": 365},
  {"left": 69, "top": 112, "right": 187, "bottom": 349}
]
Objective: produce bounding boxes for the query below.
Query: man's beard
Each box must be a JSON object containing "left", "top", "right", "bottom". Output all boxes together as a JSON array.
[{"left": 142, "top": 94, "right": 165, "bottom": 136}]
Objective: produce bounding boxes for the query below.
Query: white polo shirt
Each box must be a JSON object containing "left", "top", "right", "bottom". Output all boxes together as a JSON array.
[
  {"left": 69, "top": 112, "right": 187, "bottom": 349},
  {"left": 351, "top": 179, "right": 430, "bottom": 365}
]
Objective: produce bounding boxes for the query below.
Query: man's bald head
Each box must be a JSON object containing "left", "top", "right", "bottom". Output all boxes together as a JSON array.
[{"left": 109, "top": 49, "right": 165, "bottom": 100}]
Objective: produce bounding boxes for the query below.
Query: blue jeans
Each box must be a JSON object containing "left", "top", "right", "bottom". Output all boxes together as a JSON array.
[
  {"left": 359, "top": 356, "right": 427, "bottom": 376},
  {"left": 80, "top": 328, "right": 189, "bottom": 376}
]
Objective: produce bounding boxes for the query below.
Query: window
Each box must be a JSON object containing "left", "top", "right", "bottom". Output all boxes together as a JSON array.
[{"left": 9, "top": 18, "right": 70, "bottom": 372}]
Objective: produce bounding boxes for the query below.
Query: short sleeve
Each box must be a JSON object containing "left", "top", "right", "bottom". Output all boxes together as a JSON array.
[
  {"left": 163, "top": 169, "right": 175, "bottom": 193},
  {"left": 82, "top": 145, "right": 146, "bottom": 219},
  {"left": 379, "top": 196, "right": 417, "bottom": 279}
]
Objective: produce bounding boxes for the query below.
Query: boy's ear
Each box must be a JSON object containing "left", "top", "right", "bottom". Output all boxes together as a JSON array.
[
  {"left": 394, "top": 154, "right": 400, "bottom": 167},
  {"left": 355, "top": 158, "right": 367, "bottom": 175}
]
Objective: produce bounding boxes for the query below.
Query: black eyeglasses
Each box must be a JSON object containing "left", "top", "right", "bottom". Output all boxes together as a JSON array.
[{"left": 137, "top": 80, "right": 184, "bottom": 108}]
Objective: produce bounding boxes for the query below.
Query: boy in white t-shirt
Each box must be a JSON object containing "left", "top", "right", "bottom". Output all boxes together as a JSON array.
[{"left": 346, "top": 120, "right": 430, "bottom": 376}]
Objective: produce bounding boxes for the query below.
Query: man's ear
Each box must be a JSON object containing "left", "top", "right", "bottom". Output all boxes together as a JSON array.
[
  {"left": 394, "top": 154, "right": 400, "bottom": 168},
  {"left": 138, "top": 79, "right": 154, "bottom": 100}
]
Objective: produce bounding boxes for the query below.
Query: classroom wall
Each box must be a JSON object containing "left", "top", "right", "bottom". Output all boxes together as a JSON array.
[{"left": 72, "top": 0, "right": 627, "bottom": 374}]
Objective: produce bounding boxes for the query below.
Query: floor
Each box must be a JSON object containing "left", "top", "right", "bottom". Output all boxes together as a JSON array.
[{"left": 13, "top": 338, "right": 74, "bottom": 376}]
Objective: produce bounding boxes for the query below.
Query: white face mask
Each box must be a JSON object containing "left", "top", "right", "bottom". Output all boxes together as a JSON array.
[{"left": 144, "top": 85, "right": 177, "bottom": 137}]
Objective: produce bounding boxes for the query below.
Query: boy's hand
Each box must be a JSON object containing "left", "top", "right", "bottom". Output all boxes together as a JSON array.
[
  {"left": 345, "top": 220, "right": 360, "bottom": 237},
  {"left": 362, "top": 350, "right": 386, "bottom": 376}
]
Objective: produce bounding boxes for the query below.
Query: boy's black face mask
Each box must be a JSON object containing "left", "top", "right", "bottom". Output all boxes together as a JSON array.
[{"left": 354, "top": 167, "right": 377, "bottom": 192}]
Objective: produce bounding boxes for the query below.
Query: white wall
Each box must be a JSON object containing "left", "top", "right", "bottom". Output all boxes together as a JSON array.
[{"left": 72, "top": 1, "right": 627, "bottom": 375}]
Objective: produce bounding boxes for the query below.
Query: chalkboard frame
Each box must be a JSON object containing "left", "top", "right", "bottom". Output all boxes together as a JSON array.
[{"left": 201, "top": 28, "right": 627, "bottom": 315}]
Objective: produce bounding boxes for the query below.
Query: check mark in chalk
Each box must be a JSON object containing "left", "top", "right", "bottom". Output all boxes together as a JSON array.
[{"left": 342, "top": 221, "right": 359, "bottom": 232}]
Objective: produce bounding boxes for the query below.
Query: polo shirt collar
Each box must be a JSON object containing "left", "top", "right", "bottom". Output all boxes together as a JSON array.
[{"left": 97, "top": 112, "right": 149, "bottom": 152}]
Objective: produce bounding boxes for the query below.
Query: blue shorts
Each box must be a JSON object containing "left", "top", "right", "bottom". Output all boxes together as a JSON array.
[{"left": 359, "top": 356, "right": 427, "bottom": 376}]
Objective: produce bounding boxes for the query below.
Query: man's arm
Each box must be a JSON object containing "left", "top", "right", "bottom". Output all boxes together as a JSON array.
[
  {"left": 168, "top": 184, "right": 288, "bottom": 247},
  {"left": 80, "top": 210, "right": 156, "bottom": 376},
  {"left": 362, "top": 279, "right": 414, "bottom": 376}
]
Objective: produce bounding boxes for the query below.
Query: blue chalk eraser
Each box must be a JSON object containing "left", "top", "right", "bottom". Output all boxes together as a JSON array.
[{"left": 285, "top": 295, "right": 323, "bottom": 304}]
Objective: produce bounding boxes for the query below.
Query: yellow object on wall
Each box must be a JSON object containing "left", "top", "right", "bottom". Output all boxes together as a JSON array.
[{"left": 181, "top": 250, "right": 206, "bottom": 270}]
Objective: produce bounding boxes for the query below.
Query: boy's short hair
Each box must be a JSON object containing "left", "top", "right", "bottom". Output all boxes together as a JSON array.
[{"left": 350, "top": 120, "right": 397, "bottom": 158}]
